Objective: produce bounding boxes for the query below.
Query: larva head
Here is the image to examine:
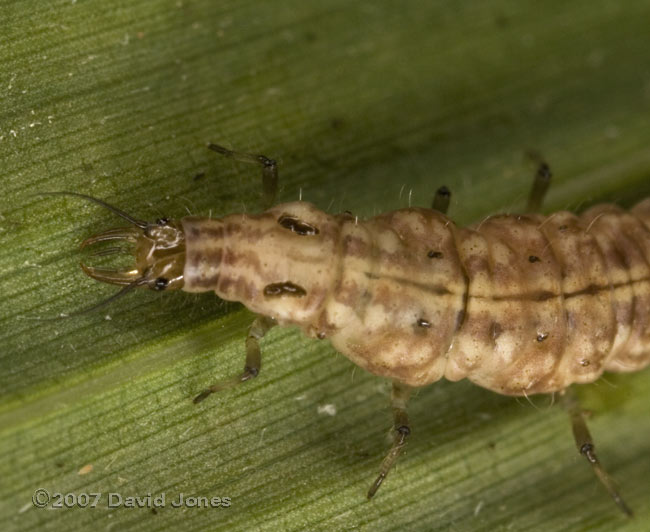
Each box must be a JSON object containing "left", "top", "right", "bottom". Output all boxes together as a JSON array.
[
  {"left": 45, "top": 192, "right": 187, "bottom": 292},
  {"left": 81, "top": 218, "right": 186, "bottom": 291},
  {"left": 182, "top": 201, "right": 340, "bottom": 326}
]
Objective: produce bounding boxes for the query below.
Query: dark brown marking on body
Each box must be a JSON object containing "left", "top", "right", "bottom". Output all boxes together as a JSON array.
[
  {"left": 566, "top": 283, "right": 601, "bottom": 297},
  {"left": 191, "top": 274, "right": 221, "bottom": 288},
  {"left": 537, "top": 332, "right": 549, "bottom": 342},
  {"left": 386, "top": 276, "right": 451, "bottom": 296},
  {"left": 454, "top": 309, "right": 466, "bottom": 331},
  {"left": 447, "top": 226, "right": 471, "bottom": 336},
  {"left": 427, "top": 250, "right": 443, "bottom": 259},
  {"left": 363, "top": 272, "right": 451, "bottom": 296},
  {"left": 416, "top": 318, "right": 431, "bottom": 328},
  {"left": 193, "top": 225, "right": 224, "bottom": 240},
  {"left": 278, "top": 214, "right": 319, "bottom": 235},
  {"left": 264, "top": 282, "right": 307, "bottom": 297},
  {"left": 490, "top": 322, "right": 502, "bottom": 340},
  {"left": 528, "top": 255, "right": 540, "bottom": 263},
  {"left": 473, "top": 277, "right": 650, "bottom": 303}
]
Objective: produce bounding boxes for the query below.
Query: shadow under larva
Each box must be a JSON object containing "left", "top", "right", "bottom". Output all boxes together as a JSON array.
[{"left": 41, "top": 143, "right": 650, "bottom": 516}]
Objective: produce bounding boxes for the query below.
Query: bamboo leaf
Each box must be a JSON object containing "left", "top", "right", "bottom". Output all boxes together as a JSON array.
[{"left": 1, "top": 1, "right": 649, "bottom": 531}]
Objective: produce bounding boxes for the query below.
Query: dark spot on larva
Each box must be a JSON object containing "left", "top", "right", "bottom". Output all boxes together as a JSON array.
[
  {"left": 580, "top": 358, "right": 590, "bottom": 367},
  {"left": 490, "top": 322, "right": 502, "bottom": 340},
  {"left": 264, "top": 282, "right": 307, "bottom": 297},
  {"left": 364, "top": 272, "right": 380, "bottom": 280},
  {"left": 416, "top": 318, "right": 431, "bottom": 328},
  {"left": 154, "top": 277, "right": 169, "bottom": 291},
  {"left": 580, "top": 442, "right": 595, "bottom": 458},
  {"left": 528, "top": 255, "right": 540, "bottom": 263},
  {"left": 317, "top": 331, "right": 326, "bottom": 340},
  {"left": 396, "top": 425, "right": 410, "bottom": 437},
  {"left": 427, "top": 250, "right": 443, "bottom": 259},
  {"left": 278, "top": 214, "right": 319, "bottom": 235},
  {"left": 558, "top": 224, "right": 568, "bottom": 232},
  {"left": 536, "top": 332, "right": 549, "bottom": 342},
  {"left": 537, "top": 162, "right": 552, "bottom": 181},
  {"left": 244, "top": 365, "right": 259, "bottom": 377}
]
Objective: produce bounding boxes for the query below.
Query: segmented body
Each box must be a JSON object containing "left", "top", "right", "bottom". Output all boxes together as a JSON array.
[{"left": 181, "top": 197, "right": 650, "bottom": 396}]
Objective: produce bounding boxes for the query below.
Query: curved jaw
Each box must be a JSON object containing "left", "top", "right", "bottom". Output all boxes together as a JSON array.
[
  {"left": 80, "top": 226, "right": 143, "bottom": 286},
  {"left": 80, "top": 262, "right": 142, "bottom": 286}
]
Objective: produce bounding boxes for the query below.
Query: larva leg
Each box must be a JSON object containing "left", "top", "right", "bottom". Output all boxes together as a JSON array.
[
  {"left": 526, "top": 160, "right": 552, "bottom": 213},
  {"left": 367, "top": 381, "right": 413, "bottom": 498},
  {"left": 561, "top": 388, "right": 633, "bottom": 516},
  {"left": 193, "top": 315, "right": 276, "bottom": 404},
  {"left": 432, "top": 185, "right": 451, "bottom": 214},
  {"left": 208, "top": 143, "right": 279, "bottom": 207}
]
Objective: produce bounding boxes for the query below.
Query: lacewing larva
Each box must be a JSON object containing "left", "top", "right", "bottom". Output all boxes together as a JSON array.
[{"left": 42, "top": 144, "right": 650, "bottom": 515}]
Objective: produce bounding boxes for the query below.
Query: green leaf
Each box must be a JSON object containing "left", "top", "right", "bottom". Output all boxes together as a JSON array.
[{"left": 1, "top": 1, "right": 649, "bottom": 530}]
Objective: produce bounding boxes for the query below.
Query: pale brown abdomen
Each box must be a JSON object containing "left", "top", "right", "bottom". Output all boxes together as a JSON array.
[{"left": 328, "top": 200, "right": 650, "bottom": 395}]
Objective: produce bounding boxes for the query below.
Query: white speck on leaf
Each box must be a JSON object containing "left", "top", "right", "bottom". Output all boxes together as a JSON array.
[
  {"left": 474, "top": 500, "right": 484, "bottom": 516},
  {"left": 317, "top": 404, "right": 337, "bottom": 416},
  {"left": 78, "top": 464, "right": 93, "bottom": 475}
]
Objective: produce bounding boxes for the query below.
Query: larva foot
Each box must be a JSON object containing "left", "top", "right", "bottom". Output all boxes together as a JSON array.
[
  {"left": 368, "top": 381, "right": 413, "bottom": 499},
  {"left": 432, "top": 185, "right": 451, "bottom": 214},
  {"left": 208, "top": 142, "right": 279, "bottom": 208},
  {"left": 526, "top": 154, "right": 552, "bottom": 213},
  {"left": 562, "top": 387, "right": 633, "bottom": 517},
  {"left": 193, "top": 315, "right": 275, "bottom": 404}
]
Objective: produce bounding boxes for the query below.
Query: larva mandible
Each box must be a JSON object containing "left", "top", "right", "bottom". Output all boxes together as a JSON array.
[{"left": 47, "top": 144, "right": 650, "bottom": 515}]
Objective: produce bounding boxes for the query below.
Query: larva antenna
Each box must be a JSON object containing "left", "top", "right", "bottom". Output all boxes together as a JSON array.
[
  {"left": 22, "top": 278, "right": 147, "bottom": 321},
  {"left": 33, "top": 191, "right": 149, "bottom": 229}
]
